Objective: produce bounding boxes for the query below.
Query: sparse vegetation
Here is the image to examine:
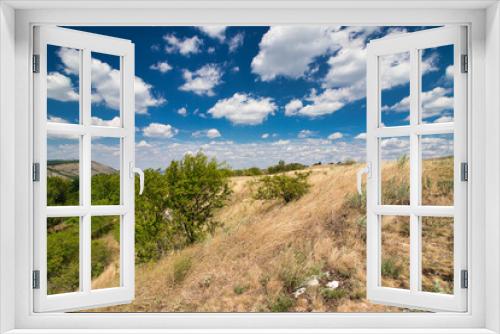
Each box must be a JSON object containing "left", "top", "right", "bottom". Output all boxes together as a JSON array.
[{"left": 47, "top": 156, "right": 453, "bottom": 313}]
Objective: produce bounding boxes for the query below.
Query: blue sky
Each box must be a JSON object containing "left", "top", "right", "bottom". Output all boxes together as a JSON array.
[{"left": 46, "top": 26, "right": 454, "bottom": 170}]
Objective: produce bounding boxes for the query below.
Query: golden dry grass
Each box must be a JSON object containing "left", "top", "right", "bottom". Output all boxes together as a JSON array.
[{"left": 88, "top": 158, "right": 453, "bottom": 313}]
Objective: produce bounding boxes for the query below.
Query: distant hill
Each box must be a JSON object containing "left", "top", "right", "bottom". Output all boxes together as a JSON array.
[{"left": 47, "top": 160, "right": 117, "bottom": 179}]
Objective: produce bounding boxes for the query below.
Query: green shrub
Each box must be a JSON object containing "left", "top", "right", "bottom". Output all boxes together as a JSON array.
[
  {"left": 381, "top": 258, "right": 402, "bottom": 279},
  {"left": 233, "top": 284, "right": 249, "bottom": 295},
  {"left": 173, "top": 256, "right": 192, "bottom": 284},
  {"left": 269, "top": 294, "right": 294, "bottom": 312},
  {"left": 267, "top": 160, "right": 306, "bottom": 174},
  {"left": 254, "top": 172, "right": 311, "bottom": 203},
  {"left": 165, "top": 152, "right": 232, "bottom": 244},
  {"left": 321, "top": 288, "right": 347, "bottom": 301}
]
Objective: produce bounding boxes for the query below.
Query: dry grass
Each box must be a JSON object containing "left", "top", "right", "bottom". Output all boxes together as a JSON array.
[{"left": 87, "top": 158, "right": 453, "bottom": 313}]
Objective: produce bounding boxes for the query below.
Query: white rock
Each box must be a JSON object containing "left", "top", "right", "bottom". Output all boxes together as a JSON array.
[
  {"left": 326, "top": 280, "right": 340, "bottom": 289},
  {"left": 293, "top": 287, "right": 306, "bottom": 298}
]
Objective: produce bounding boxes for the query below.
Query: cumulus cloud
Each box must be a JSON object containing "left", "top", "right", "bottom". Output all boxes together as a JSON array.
[
  {"left": 164, "top": 34, "right": 202, "bottom": 55},
  {"left": 91, "top": 116, "right": 121, "bottom": 127},
  {"left": 177, "top": 107, "right": 188, "bottom": 116},
  {"left": 143, "top": 123, "right": 178, "bottom": 138},
  {"left": 56, "top": 47, "right": 165, "bottom": 115},
  {"left": 251, "top": 26, "right": 338, "bottom": 81},
  {"left": 135, "top": 138, "right": 367, "bottom": 170},
  {"left": 355, "top": 132, "right": 367, "bottom": 140},
  {"left": 382, "top": 86, "right": 453, "bottom": 121},
  {"left": 192, "top": 128, "right": 222, "bottom": 139},
  {"left": 198, "top": 26, "right": 227, "bottom": 42},
  {"left": 328, "top": 132, "right": 343, "bottom": 140},
  {"left": 179, "top": 64, "right": 223, "bottom": 96},
  {"left": 208, "top": 93, "right": 277, "bottom": 125},
  {"left": 136, "top": 140, "right": 152, "bottom": 148},
  {"left": 150, "top": 60, "right": 172, "bottom": 73},
  {"left": 228, "top": 32, "right": 244, "bottom": 53},
  {"left": 298, "top": 130, "right": 316, "bottom": 138},
  {"left": 261, "top": 133, "right": 270, "bottom": 139},
  {"left": 48, "top": 115, "right": 69, "bottom": 123},
  {"left": 47, "top": 72, "right": 79, "bottom": 102}
]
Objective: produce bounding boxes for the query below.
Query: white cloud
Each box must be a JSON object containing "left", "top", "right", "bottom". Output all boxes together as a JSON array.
[
  {"left": 57, "top": 47, "right": 165, "bottom": 115},
  {"left": 177, "top": 107, "right": 188, "bottom": 116},
  {"left": 198, "top": 26, "right": 227, "bottom": 42},
  {"left": 136, "top": 140, "right": 152, "bottom": 148},
  {"left": 382, "top": 86, "right": 453, "bottom": 120},
  {"left": 355, "top": 132, "right": 366, "bottom": 140},
  {"left": 48, "top": 115, "right": 69, "bottom": 123},
  {"left": 150, "top": 61, "right": 172, "bottom": 73},
  {"left": 231, "top": 66, "right": 240, "bottom": 73},
  {"left": 251, "top": 26, "right": 339, "bottom": 81},
  {"left": 192, "top": 128, "right": 222, "bottom": 139},
  {"left": 179, "top": 64, "right": 222, "bottom": 96},
  {"left": 298, "top": 130, "right": 316, "bottom": 138},
  {"left": 446, "top": 65, "right": 454, "bottom": 80},
  {"left": 91, "top": 116, "right": 121, "bottom": 127},
  {"left": 47, "top": 72, "right": 79, "bottom": 102},
  {"left": 143, "top": 123, "right": 178, "bottom": 138},
  {"left": 284, "top": 99, "right": 303, "bottom": 116},
  {"left": 272, "top": 140, "right": 290, "bottom": 145},
  {"left": 228, "top": 32, "right": 244, "bottom": 53},
  {"left": 261, "top": 133, "right": 270, "bottom": 139},
  {"left": 208, "top": 93, "right": 277, "bottom": 125},
  {"left": 164, "top": 34, "right": 202, "bottom": 55},
  {"left": 328, "top": 132, "right": 343, "bottom": 140}
]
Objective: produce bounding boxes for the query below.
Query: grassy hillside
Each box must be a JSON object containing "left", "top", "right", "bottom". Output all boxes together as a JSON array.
[{"left": 86, "top": 157, "right": 453, "bottom": 312}]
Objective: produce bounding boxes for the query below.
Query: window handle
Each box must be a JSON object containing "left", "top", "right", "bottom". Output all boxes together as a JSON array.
[
  {"left": 130, "top": 162, "right": 144, "bottom": 195},
  {"left": 356, "top": 162, "right": 371, "bottom": 195}
]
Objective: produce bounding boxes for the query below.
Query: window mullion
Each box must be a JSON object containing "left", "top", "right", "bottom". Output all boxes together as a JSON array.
[
  {"left": 409, "top": 48, "right": 421, "bottom": 292},
  {"left": 81, "top": 48, "right": 92, "bottom": 293}
]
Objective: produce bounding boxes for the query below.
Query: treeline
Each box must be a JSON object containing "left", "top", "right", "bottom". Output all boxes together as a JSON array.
[{"left": 227, "top": 160, "right": 307, "bottom": 177}]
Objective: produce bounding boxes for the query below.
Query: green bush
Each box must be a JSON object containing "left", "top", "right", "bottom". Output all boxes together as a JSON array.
[
  {"left": 173, "top": 256, "right": 192, "bottom": 284},
  {"left": 321, "top": 288, "right": 347, "bottom": 301},
  {"left": 233, "top": 284, "right": 249, "bottom": 295},
  {"left": 381, "top": 258, "right": 402, "bottom": 279},
  {"left": 269, "top": 294, "right": 294, "bottom": 312},
  {"left": 267, "top": 160, "right": 306, "bottom": 174},
  {"left": 165, "top": 152, "right": 232, "bottom": 244},
  {"left": 254, "top": 172, "right": 311, "bottom": 203}
]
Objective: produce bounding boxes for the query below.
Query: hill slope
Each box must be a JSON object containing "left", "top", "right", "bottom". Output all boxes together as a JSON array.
[
  {"left": 88, "top": 158, "right": 453, "bottom": 313},
  {"left": 48, "top": 160, "right": 117, "bottom": 179}
]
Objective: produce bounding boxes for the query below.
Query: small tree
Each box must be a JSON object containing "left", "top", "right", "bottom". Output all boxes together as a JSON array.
[
  {"left": 254, "top": 172, "right": 311, "bottom": 203},
  {"left": 165, "top": 152, "right": 231, "bottom": 244}
]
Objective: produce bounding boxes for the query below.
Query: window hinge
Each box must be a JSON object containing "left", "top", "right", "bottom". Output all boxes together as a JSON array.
[
  {"left": 32, "top": 162, "right": 40, "bottom": 182},
  {"left": 461, "top": 54, "right": 468, "bottom": 73},
  {"left": 461, "top": 269, "right": 468, "bottom": 289},
  {"left": 32, "top": 270, "right": 40, "bottom": 289},
  {"left": 32, "top": 54, "right": 40, "bottom": 73},
  {"left": 461, "top": 162, "right": 468, "bottom": 182}
]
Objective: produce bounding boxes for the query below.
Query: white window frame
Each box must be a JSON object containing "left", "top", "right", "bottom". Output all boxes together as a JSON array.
[
  {"left": 32, "top": 26, "right": 136, "bottom": 312},
  {"left": 0, "top": 1, "right": 499, "bottom": 333},
  {"left": 365, "top": 26, "right": 468, "bottom": 312}
]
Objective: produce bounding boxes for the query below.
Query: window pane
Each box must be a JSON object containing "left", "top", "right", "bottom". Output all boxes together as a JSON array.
[
  {"left": 47, "top": 217, "right": 80, "bottom": 295},
  {"left": 421, "top": 134, "right": 454, "bottom": 206},
  {"left": 91, "top": 52, "right": 121, "bottom": 127},
  {"left": 421, "top": 217, "right": 454, "bottom": 294},
  {"left": 380, "top": 137, "right": 410, "bottom": 205},
  {"left": 91, "top": 216, "right": 121, "bottom": 289},
  {"left": 381, "top": 215, "right": 410, "bottom": 289},
  {"left": 380, "top": 52, "right": 410, "bottom": 127},
  {"left": 420, "top": 45, "right": 454, "bottom": 123},
  {"left": 91, "top": 137, "right": 121, "bottom": 205},
  {"left": 47, "top": 45, "right": 80, "bottom": 124},
  {"left": 47, "top": 134, "right": 80, "bottom": 206}
]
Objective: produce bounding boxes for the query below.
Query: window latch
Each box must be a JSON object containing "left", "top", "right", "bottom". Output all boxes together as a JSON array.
[
  {"left": 32, "top": 54, "right": 40, "bottom": 73},
  {"left": 461, "top": 269, "right": 468, "bottom": 289},
  {"left": 461, "top": 54, "right": 468, "bottom": 73},
  {"left": 461, "top": 162, "right": 468, "bottom": 182},
  {"left": 32, "top": 270, "right": 40, "bottom": 289},
  {"left": 32, "top": 163, "right": 40, "bottom": 182}
]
